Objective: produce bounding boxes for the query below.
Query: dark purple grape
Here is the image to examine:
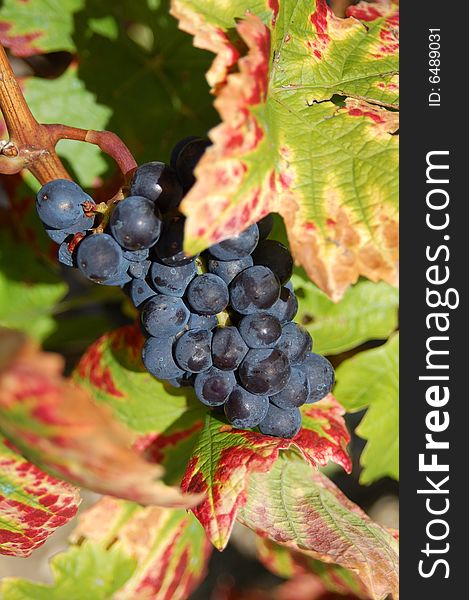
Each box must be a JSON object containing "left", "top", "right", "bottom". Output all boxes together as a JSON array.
[
  {"left": 211, "top": 326, "right": 248, "bottom": 371},
  {"left": 154, "top": 215, "right": 195, "bottom": 266},
  {"left": 45, "top": 213, "right": 94, "bottom": 244},
  {"left": 36, "top": 179, "right": 89, "bottom": 229},
  {"left": 141, "top": 295, "right": 189, "bottom": 337},
  {"left": 266, "top": 286, "right": 298, "bottom": 324},
  {"left": 230, "top": 266, "right": 280, "bottom": 314},
  {"left": 238, "top": 312, "right": 282, "bottom": 349},
  {"left": 142, "top": 336, "right": 185, "bottom": 380},
  {"left": 239, "top": 348, "right": 291, "bottom": 395},
  {"left": 209, "top": 224, "right": 259, "bottom": 260},
  {"left": 224, "top": 386, "right": 269, "bottom": 429},
  {"left": 110, "top": 196, "right": 162, "bottom": 251},
  {"left": 270, "top": 366, "right": 309, "bottom": 409},
  {"left": 130, "top": 278, "right": 157, "bottom": 308},
  {"left": 150, "top": 260, "right": 197, "bottom": 297},
  {"left": 257, "top": 214, "right": 274, "bottom": 240},
  {"left": 208, "top": 255, "right": 253, "bottom": 284},
  {"left": 194, "top": 367, "right": 236, "bottom": 406},
  {"left": 174, "top": 329, "right": 213, "bottom": 373},
  {"left": 259, "top": 404, "right": 302, "bottom": 438},
  {"left": 302, "top": 353, "right": 335, "bottom": 403},
  {"left": 58, "top": 241, "right": 74, "bottom": 267},
  {"left": 186, "top": 274, "right": 229, "bottom": 315},
  {"left": 130, "top": 162, "right": 183, "bottom": 213},
  {"left": 172, "top": 137, "right": 211, "bottom": 191},
  {"left": 123, "top": 248, "right": 149, "bottom": 262},
  {"left": 252, "top": 240, "right": 293, "bottom": 285},
  {"left": 188, "top": 312, "right": 218, "bottom": 331},
  {"left": 276, "top": 322, "right": 312, "bottom": 365},
  {"left": 128, "top": 259, "right": 151, "bottom": 279},
  {"left": 76, "top": 233, "right": 125, "bottom": 283}
]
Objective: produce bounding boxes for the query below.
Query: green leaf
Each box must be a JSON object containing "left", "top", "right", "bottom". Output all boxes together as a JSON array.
[
  {"left": 173, "top": 0, "right": 399, "bottom": 300},
  {"left": 335, "top": 333, "right": 399, "bottom": 483},
  {"left": 182, "top": 395, "right": 351, "bottom": 550},
  {"left": 238, "top": 452, "right": 399, "bottom": 600},
  {"left": 0, "top": 233, "right": 67, "bottom": 341},
  {"left": 292, "top": 274, "right": 398, "bottom": 355},
  {"left": 23, "top": 68, "right": 112, "bottom": 188},
  {"left": 0, "top": 435, "right": 80, "bottom": 558},
  {"left": 0, "top": 0, "right": 85, "bottom": 56},
  {"left": 1, "top": 541, "right": 136, "bottom": 599}
]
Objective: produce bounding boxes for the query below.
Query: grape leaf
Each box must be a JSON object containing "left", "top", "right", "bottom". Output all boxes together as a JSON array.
[
  {"left": 0, "top": 329, "right": 203, "bottom": 507},
  {"left": 238, "top": 452, "right": 399, "bottom": 600},
  {"left": 68, "top": 496, "right": 212, "bottom": 600},
  {"left": 256, "top": 537, "right": 369, "bottom": 598},
  {"left": 1, "top": 541, "right": 136, "bottom": 599},
  {"left": 0, "top": 232, "right": 67, "bottom": 341},
  {"left": 0, "top": 0, "right": 85, "bottom": 56},
  {"left": 292, "top": 274, "right": 398, "bottom": 355},
  {"left": 181, "top": 395, "right": 351, "bottom": 550},
  {"left": 172, "top": 0, "right": 399, "bottom": 300},
  {"left": 0, "top": 435, "right": 79, "bottom": 558},
  {"left": 23, "top": 67, "right": 112, "bottom": 188},
  {"left": 334, "top": 333, "right": 398, "bottom": 484}
]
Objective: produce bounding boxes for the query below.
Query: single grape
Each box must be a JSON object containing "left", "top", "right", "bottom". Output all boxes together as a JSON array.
[
  {"left": 173, "top": 137, "right": 211, "bottom": 191},
  {"left": 211, "top": 326, "right": 248, "bottom": 371},
  {"left": 276, "top": 322, "right": 312, "bottom": 364},
  {"left": 252, "top": 240, "right": 293, "bottom": 285},
  {"left": 58, "top": 241, "right": 74, "bottom": 267},
  {"left": 238, "top": 312, "right": 282, "bottom": 349},
  {"left": 174, "top": 329, "right": 213, "bottom": 373},
  {"left": 259, "top": 404, "right": 302, "bottom": 438},
  {"left": 154, "top": 215, "right": 195, "bottom": 266},
  {"left": 150, "top": 260, "right": 197, "bottom": 297},
  {"left": 142, "top": 336, "right": 185, "bottom": 380},
  {"left": 110, "top": 196, "right": 162, "bottom": 251},
  {"left": 194, "top": 367, "right": 236, "bottom": 406},
  {"left": 269, "top": 366, "right": 309, "bottom": 409},
  {"left": 36, "top": 179, "right": 89, "bottom": 229},
  {"left": 230, "top": 266, "right": 280, "bottom": 314},
  {"left": 186, "top": 273, "right": 229, "bottom": 315},
  {"left": 188, "top": 312, "right": 218, "bottom": 331},
  {"left": 239, "top": 348, "right": 291, "bottom": 395},
  {"left": 141, "top": 295, "right": 189, "bottom": 337},
  {"left": 209, "top": 224, "right": 259, "bottom": 261},
  {"left": 208, "top": 255, "right": 253, "bottom": 284},
  {"left": 128, "top": 259, "right": 151, "bottom": 279},
  {"left": 123, "top": 248, "right": 149, "bottom": 262},
  {"left": 265, "top": 286, "right": 298, "bottom": 324},
  {"left": 45, "top": 213, "right": 94, "bottom": 244},
  {"left": 170, "top": 136, "right": 200, "bottom": 169},
  {"left": 257, "top": 214, "right": 274, "bottom": 240},
  {"left": 130, "top": 278, "right": 157, "bottom": 308},
  {"left": 301, "top": 353, "right": 335, "bottom": 403},
  {"left": 77, "top": 233, "right": 125, "bottom": 283},
  {"left": 224, "top": 386, "right": 269, "bottom": 429},
  {"left": 100, "top": 269, "right": 132, "bottom": 287},
  {"left": 130, "top": 162, "right": 183, "bottom": 213}
]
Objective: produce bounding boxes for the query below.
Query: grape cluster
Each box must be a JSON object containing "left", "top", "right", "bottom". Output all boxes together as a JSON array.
[{"left": 35, "top": 137, "right": 334, "bottom": 438}]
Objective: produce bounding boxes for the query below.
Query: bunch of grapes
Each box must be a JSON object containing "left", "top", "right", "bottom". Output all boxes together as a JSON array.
[{"left": 35, "top": 137, "right": 334, "bottom": 438}]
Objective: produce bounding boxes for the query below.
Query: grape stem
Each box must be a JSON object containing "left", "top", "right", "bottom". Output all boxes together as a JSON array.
[{"left": 0, "top": 44, "right": 137, "bottom": 185}]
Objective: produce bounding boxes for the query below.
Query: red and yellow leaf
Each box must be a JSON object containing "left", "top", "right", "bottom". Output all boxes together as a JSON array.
[
  {"left": 0, "top": 328, "right": 202, "bottom": 508},
  {"left": 0, "top": 436, "right": 79, "bottom": 558},
  {"left": 171, "top": 0, "right": 399, "bottom": 300},
  {"left": 182, "top": 395, "right": 351, "bottom": 550},
  {"left": 238, "top": 452, "right": 398, "bottom": 600},
  {"left": 70, "top": 496, "right": 212, "bottom": 600}
]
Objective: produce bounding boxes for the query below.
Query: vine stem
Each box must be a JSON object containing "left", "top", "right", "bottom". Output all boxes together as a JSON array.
[{"left": 0, "top": 43, "right": 137, "bottom": 186}]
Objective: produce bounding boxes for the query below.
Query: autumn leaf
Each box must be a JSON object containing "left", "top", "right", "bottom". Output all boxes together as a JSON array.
[
  {"left": 181, "top": 395, "right": 351, "bottom": 550},
  {"left": 238, "top": 452, "right": 399, "bottom": 600},
  {"left": 0, "top": 435, "right": 80, "bottom": 558},
  {"left": 68, "top": 496, "right": 212, "bottom": 600},
  {"left": 171, "top": 0, "right": 399, "bottom": 300},
  {"left": 256, "top": 537, "right": 369, "bottom": 598},
  {"left": 0, "top": 328, "right": 202, "bottom": 508}
]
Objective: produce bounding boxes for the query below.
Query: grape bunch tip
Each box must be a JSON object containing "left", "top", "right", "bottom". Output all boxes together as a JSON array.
[{"left": 35, "top": 136, "right": 334, "bottom": 439}]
